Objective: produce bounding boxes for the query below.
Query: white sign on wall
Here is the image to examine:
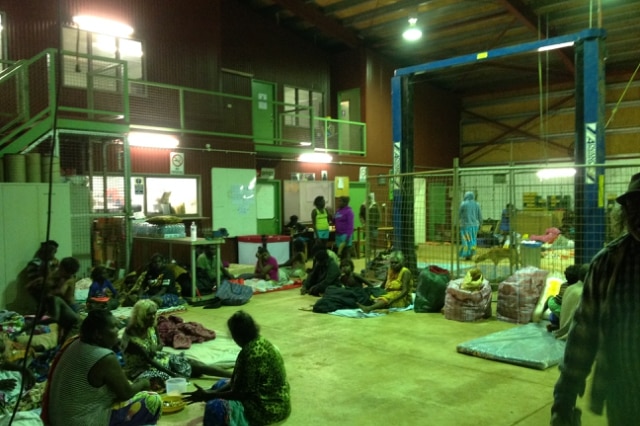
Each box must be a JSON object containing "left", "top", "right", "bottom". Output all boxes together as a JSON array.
[{"left": 170, "top": 152, "right": 184, "bottom": 175}]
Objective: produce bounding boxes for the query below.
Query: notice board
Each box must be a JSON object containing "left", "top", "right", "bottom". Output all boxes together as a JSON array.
[{"left": 211, "top": 168, "right": 257, "bottom": 237}]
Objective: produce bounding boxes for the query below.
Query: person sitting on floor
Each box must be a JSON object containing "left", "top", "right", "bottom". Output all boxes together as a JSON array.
[
  {"left": 279, "top": 238, "right": 307, "bottom": 279},
  {"left": 339, "top": 258, "right": 373, "bottom": 288},
  {"left": 357, "top": 250, "right": 413, "bottom": 313},
  {"left": 42, "top": 309, "right": 162, "bottom": 425},
  {"left": 128, "top": 253, "right": 184, "bottom": 308},
  {"left": 88, "top": 266, "right": 119, "bottom": 311},
  {"left": 26, "top": 257, "right": 82, "bottom": 345},
  {"left": 544, "top": 264, "right": 583, "bottom": 332},
  {"left": 251, "top": 247, "right": 279, "bottom": 282},
  {"left": 196, "top": 244, "right": 235, "bottom": 294},
  {"left": 300, "top": 248, "right": 340, "bottom": 296},
  {"left": 184, "top": 310, "right": 290, "bottom": 426},
  {"left": 308, "top": 240, "right": 340, "bottom": 272},
  {"left": 0, "top": 334, "right": 36, "bottom": 417},
  {"left": 121, "top": 299, "right": 231, "bottom": 391}
]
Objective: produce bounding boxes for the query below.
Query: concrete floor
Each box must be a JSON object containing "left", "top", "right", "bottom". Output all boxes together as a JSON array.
[{"left": 157, "top": 266, "right": 606, "bottom": 426}]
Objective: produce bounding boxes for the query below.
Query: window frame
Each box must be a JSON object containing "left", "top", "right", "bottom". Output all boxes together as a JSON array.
[{"left": 61, "top": 25, "right": 145, "bottom": 93}]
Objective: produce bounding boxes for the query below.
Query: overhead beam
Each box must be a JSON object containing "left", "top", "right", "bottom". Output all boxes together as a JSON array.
[
  {"left": 497, "top": 0, "right": 575, "bottom": 75},
  {"left": 462, "top": 94, "right": 574, "bottom": 160},
  {"left": 269, "top": 0, "right": 362, "bottom": 48}
]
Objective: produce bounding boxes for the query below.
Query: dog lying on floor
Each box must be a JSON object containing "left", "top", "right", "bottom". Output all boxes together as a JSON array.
[{"left": 474, "top": 247, "right": 518, "bottom": 268}]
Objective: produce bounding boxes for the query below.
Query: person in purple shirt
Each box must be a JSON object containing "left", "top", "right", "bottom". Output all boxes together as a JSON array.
[
  {"left": 334, "top": 196, "right": 354, "bottom": 259},
  {"left": 253, "top": 247, "right": 279, "bottom": 282}
]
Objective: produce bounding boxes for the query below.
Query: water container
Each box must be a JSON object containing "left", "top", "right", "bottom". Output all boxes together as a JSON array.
[
  {"left": 190, "top": 221, "right": 197, "bottom": 241},
  {"left": 165, "top": 377, "right": 187, "bottom": 396}
]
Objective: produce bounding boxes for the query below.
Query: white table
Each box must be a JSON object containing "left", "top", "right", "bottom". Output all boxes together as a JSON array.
[{"left": 133, "top": 237, "right": 225, "bottom": 303}]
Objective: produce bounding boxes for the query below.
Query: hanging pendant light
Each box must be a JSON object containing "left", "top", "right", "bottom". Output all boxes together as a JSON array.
[{"left": 402, "top": 17, "right": 422, "bottom": 41}]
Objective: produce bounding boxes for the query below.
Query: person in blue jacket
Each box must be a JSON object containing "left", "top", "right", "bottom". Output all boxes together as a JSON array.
[{"left": 459, "top": 191, "right": 482, "bottom": 260}]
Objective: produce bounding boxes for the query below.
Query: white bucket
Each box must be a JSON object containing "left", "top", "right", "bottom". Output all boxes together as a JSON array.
[{"left": 165, "top": 377, "right": 187, "bottom": 396}]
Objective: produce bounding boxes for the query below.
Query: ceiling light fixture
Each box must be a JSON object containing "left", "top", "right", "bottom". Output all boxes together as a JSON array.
[
  {"left": 402, "top": 17, "right": 422, "bottom": 42},
  {"left": 537, "top": 41, "right": 574, "bottom": 52},
  {"left": 73, "top": 15, "right": 134, "bottom": 37},
  {"left": 536, "top": 168, "right": 576, "bottom": 180},
  {"left": 128, "top": 132, "right": 179, "bottom": 148},
  {"left": 298, "top": 152, "right": 333, "bottom": 163}
]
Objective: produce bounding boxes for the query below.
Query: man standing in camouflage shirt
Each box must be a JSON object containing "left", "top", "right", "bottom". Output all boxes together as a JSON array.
[{"left": 552, "top": 172, "right": 640, "bottom": 425}]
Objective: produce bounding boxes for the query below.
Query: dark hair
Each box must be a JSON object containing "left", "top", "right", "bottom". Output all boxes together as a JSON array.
[
  {"left": 313, "top": 196, "right": 325, "bottom": 208},
  {"left": 228, "top": 311, "right": 260, "bottom": 346},
  {"left": 314, "top": 249, "right": 329, "bottom": 262},
  {"left": 91, "top": 266, "right": 107, "bottom": 281},
  {"left": 80, "top": 309, "right": 113, "bottom": 342},
  {"left": 340, "top": 196, "right": 350, "bottom": 205},
  {"left": 41, "top": 240, "right": 59, "bottom": 249},
  {"left": 578, "top": 263, "right": 590, "bottom": 282},
  {"left": 59, "top": 257, "right": 80, "bottom": 275},
  {"left": 564, "top": 264, "right": 582, "bottom": 284},
  {"left": 289, "top": 215, "right": 298, "bottom": 222},
  {"left": 340, "top": 258, "right": 354, "bottom": 270},
  {"left": 293, "top": 238, "right": 306, "bottom": 252}
]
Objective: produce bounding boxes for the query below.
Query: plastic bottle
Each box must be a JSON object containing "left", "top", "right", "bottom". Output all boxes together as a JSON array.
[{"left": 190, "top": 221, "right": 197, "bottom": 241}]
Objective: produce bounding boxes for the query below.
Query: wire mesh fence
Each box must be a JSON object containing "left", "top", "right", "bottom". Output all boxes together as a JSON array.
[{"left": 364, "top": 162, "right": 640, "bottom": 283}]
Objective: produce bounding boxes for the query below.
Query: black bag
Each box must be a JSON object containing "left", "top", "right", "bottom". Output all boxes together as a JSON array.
[{"left": 414, "top": 265, "right": 450, "bottom": 313}]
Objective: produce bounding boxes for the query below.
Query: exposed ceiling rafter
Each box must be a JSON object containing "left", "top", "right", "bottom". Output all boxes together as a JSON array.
[
  {"left": 497, "top": 0, "right": 575, "bottom": 75},
  {"left": 268, "top": 0, "right": 363, "bottom": 48}
]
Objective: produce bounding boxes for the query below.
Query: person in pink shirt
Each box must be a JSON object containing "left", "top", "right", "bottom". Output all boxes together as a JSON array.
[
  {"left": 334, "top": 196, "right": 354, "bottom": 259},
  {"left": 253, "top": 247, "right": 279, "bottom": 281}
]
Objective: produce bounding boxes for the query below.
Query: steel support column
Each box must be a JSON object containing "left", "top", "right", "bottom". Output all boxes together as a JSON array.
[
  {"left": 574, "top": 34, "right": 606, "bottom": 263},
  {"left": 391, "top": 75, "right": 416, "bottom": 271}
]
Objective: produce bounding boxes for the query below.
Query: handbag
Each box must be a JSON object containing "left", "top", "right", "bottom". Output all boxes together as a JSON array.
[{"left": 216, "top": 279, "right": 253, "bottom": 306}]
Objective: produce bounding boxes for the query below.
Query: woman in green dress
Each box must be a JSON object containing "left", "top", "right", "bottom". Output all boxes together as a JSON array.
[{"left": 185, "top": 310, "right": 291, "bottom": 426}]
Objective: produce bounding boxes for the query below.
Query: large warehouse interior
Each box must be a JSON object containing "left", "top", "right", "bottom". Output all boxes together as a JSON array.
[{"left": 0, "top": 1, "right": 638, "bottom": 425}]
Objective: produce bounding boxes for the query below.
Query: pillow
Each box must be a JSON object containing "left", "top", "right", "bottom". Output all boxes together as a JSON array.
[{"left": 146, "top": 215, "right": 183, "bottom": 225}]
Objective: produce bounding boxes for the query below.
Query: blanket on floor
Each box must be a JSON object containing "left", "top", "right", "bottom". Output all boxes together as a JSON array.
[
  {"left": 312, "top": 285, "right": 386, "bottom": 313},
  {"left": 163, "top": 333, "right": 240, "bottom": 369},
  {"left": 157, "top": 315, "right": 216, "bottom": 349},
  {"left": 329, "top": 305, "right": 413, "bottom": 318},
  {"left": 456, "top": 322, "right": 566, "bottom": 370}
]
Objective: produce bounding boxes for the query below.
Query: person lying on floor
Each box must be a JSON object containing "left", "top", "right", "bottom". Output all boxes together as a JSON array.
[
  {"left": 42, "top": 309, "right": 162, "bottom": 426},
  {"left": 184, "top": 311, "right": 291, "bottom": 426},
  {"left": 300, "top": 248, "right": 340, "bottom": 296},
  {"left": 121, "top": 299, "right": 231, "bottom": 391},
  {"left": 357, "top": 250, "right": 413, "bottom": 313}
]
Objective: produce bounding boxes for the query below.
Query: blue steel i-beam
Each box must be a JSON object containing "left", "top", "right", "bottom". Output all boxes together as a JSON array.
[
  {"left": 574, "top": 34, "right": 606, "bottom": 263},
  {"left": 390, "top": 28, "right": 607, "bottom": 263}
]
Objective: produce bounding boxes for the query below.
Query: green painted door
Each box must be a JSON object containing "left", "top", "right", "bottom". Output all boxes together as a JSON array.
[
  {"left": 252, "top": 80, "right": 276, "bottom": 144},
  {"left": 256, "top": 180, "right": 282, "bottom": 235}
]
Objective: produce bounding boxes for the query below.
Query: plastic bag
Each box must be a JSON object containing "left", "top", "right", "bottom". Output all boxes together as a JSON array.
[{"left": 414, "top": 265, "right": 450, "bottom": 313}]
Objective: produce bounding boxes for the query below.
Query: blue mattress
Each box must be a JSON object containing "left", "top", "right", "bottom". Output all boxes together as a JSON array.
[{"left": 456, "top": 322, "right": 566, "bottom": 370}]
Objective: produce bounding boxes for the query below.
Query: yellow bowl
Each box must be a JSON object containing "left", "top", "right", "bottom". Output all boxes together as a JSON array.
[{"left": 162, "top": 395, "right": 186, "bottom": 414}]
